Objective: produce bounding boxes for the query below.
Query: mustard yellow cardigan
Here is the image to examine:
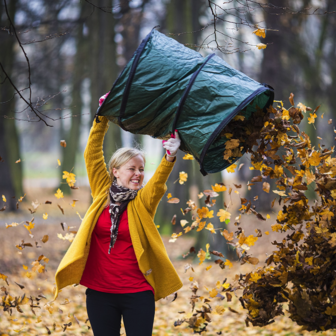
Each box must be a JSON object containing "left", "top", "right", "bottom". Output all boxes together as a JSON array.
[{"left": 52, "top": 117, "right": 183, "bottom": 302}]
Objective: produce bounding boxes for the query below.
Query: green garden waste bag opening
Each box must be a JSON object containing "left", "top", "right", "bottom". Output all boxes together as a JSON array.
[{"left": 96, "top": 28, "right": 274, "bottom": 176}]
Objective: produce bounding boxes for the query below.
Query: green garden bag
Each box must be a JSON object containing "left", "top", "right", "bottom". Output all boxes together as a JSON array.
[{"left": 96, "top": 28, "right": 274, "bottom": 175}]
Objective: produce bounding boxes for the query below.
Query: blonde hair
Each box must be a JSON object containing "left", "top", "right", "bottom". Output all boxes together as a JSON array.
[{"left": 108, "top": 147, "right": 146, "bottom": 182}]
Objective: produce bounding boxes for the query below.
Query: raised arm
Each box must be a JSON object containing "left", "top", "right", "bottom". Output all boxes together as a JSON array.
[
  {"left": 139, "top": 154, "right": 176, "bottom": 217},
  {"left": 84, "top": 116, "right": 111, "bottom": 199}
]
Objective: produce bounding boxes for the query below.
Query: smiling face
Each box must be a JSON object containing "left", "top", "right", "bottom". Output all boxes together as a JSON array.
[{"left": 112, "top": 155, "right": 145, "bottom": 190}]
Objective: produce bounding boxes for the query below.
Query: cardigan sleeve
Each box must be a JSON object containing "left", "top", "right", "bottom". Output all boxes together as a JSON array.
[
  {"left": 139, "top": 154, "right": 176, "bottom": 217},
  {"left": 84, "top": 116, "right": 111, "bottom": 199}
]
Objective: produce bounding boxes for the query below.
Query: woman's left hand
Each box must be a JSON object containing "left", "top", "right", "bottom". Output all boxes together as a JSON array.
[{"left": 162, "top": 130, "right": 181, "bottom": 157}]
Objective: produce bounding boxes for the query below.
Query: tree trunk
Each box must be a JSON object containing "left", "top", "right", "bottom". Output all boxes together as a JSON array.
[
  {"left": 0, "top": 0, "right": 21, "bottom": 210},
  {"left": 61, "top": 2, "right": 88, "bottom": 194}
]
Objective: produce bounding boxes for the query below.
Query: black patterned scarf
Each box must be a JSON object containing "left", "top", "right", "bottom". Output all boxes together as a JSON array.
[{"left": 108, "top": 179, "right": 142, "bottom": 254}]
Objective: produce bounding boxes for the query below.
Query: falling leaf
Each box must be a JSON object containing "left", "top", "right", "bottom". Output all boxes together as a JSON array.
[
  {"left": 226, "top": 164, "right": 237, "bottom": 173},
  {"left": 203, "top": 189, "right": 219, "bottom": 197},
  {"left": 63, "top": 171, "right": 76, "bottom": 187},
  {"left": 24, "top": 221, "right": 34, "bottom": 234},
  {"left": 54, "top": 189, "right": 64, "bottom": 199},
  {"left": 265, "top": 231, "right": 269, "bottom": 235},
  {"left": 71, "top": 200, "right": 78, "bottom": 208},
  {"left": 41, "top": 235, "right": 49, "bottom": 243},
  {"left": 57, "top": 159, "right": 61, "bottom": 166},
  {"left": 256, "top": 43, "right": 267, "bottom": 50},
  {"left": 180, "top": 220, "right": 188, "bottom": 227},
  {"left": 2, "top": 195, "right": 6, "bottom": 202},
  {"left": 167, "top": 193, "right": 172, "bottom": 199},
  {"left": 206, "top": 265, "right": 212, "bottom": 271},
  {"left": 222, "top": 229, "right": 234, "bottom": 241},
  {"left": 198, "top": 192, "right": 204, "bottom": 199},
  {"left": 205, "top": 223, "right": 216, "bottom": 234},
  {"left": 58, "top": 204, "right": 64, "bottom": 215},
  {"left": 60, "top": 140, "right": 67, "bottom": 147},
  {"left": 76, "top": 212, "right": 83, "bottom": 220},
  {"left": 238, "top": 163, "right": 244, "bottom": 171},
  {"left": 217, "top": 209, "right": 231, "bottom": 222},
  {"left": 253, "top": 28, "right": 266, "bottom": 38},
  {"left": 273, "top": 190, "right": 287, "bottom": 197},
  {"left": 42, "top": 213, "right": 48, "bottom": 220},
  {"left": 297, "top": 102, "right": 307, "bottom": 113},
  {"left": 57, "top": 233, "right": 75, "bottom": 242},
  {"left": 168, "top": 197, "right": 180, "bottom": 204},
  {"left": 262, "top": 182, "right": 270, "bottom": 193},
  {"left": 212, "top": 184, "right": 227, "bottom": 192},
  {"left": 179, "top": 171, "right": 188, "bottom": 184},
  {"left": 209, "top": 288, "right": 218, "bottom": 298},
  {"left": 183, "top": 154, "right": 194, "bottom": 160},
  {"left": 224, "top": 259, "right": 233, "bottom": 269},
  {"left": 171, "top": 214, "right": 176, "bottom": 225}
]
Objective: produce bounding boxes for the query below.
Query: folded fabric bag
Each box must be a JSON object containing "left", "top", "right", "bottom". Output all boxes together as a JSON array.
[{"left": 96, "top": 28, "right": 274, "bottom": 175}]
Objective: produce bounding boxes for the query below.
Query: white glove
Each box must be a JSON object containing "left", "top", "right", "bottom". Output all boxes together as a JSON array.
[{"left": 162, "top": 130, "right": 181, "bottom": 157}]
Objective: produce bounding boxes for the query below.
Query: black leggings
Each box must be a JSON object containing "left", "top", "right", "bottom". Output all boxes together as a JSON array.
[{"left": 85, "top": 288, "right": 155, "bottom": 336}]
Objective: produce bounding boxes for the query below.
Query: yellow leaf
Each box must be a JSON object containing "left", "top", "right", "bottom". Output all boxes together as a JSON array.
[
  {"left": 206, "top": 265, "right": 212, "bottom": 271},
  {"left": 24, "top": 221, "right": 34, "bottom": 234},
  {"left": 167, "top": 193, "right": 172, "bottom": 199},
  {"left": 225, "top": 138, "right": 240, "bottom": 150},
  {"left": 57, "top": 232, "right": 75, "bottom": 242},
  {"left": 266, "top": 214, "right": 270, "bottom": 219},
  {"left": 180, "top": 219, "right": 189, "bottom": 227},
  {"left": 183, "top": 154, "right": 194, "bottom": 160},
  {"left": 197, "top": 248, "right": 206, "bottom": 264},
  {"left": 215, "top": 305, "right": 225, "bottom": 315},
  {"left": 209, "top": 288, "right": 218, "bottom": 298},
  {"left": 71, "top": 200, "right": 78, "bottom": 208},
  {"left": 197, "top": 207, "right": 214, "bottom": 219},
  {"left": 198, "top": 192, "right": 204, "bottom": 199},
  {"left": 62, "top": 171, "right": 76, "bottom": 187},
  {"left": 189, "top": 277, "right": 194, "bottom": 281},
  {"left": 57, "top": 159, "right": 61, "bottom": 166},
  {"left": 256, "top": 43, "right": 267, "bottom": 50},
  {"left": 196, "top": 221, "right": 206, "bottom": 232},
  {"left": 211, "top": 183, "right": 227, "bottom": 192},
  {"left": 273, "top": 190, "right": 287, "bottom": 197},
  {"left": 265, "top": 231, "right": 269, "bottom": 235},
  {"left": 305, "top": 169, "right": 315, "bottom": 185},
  {"left": 226, "top": 164, "right": 237, "bottom": 173},
  {"left": 76, "top": 211, "right": 83, "bottom": 220},
  {"left": 0, "top": 273, "right": 8, "bottom": 285},
  {"left": 22, "top": 265, "right": 28, "bottom": 270},
  {"left": 184, "top": 226, "right": 191, "bottom": 233},
  {"left": 54, "top": 189, "right": 64, "bottom": 199},
  {"left": 250, "top": 273, "right": 261, "bottom": 283},
  {"left": 272, "top": 224, "right": 282, "bottom": 232},
  {"left": 42, "top": 213, "right": 48, "bottom": 220},
  {"left": 156, "top": 225, "right": 160, "bottom": 228},
  {"left": 308, "top": 152, "right": 321, "bottom": 166},
  {"left": 233, "top": 115, "right": 245, "bottom": 121},
  {"left": 224, "top": 259, "right": 233, "bottom": 269},
  {"left": 2, "top": 195, "right": 6, "bottom": 202},
  {"left": 217, "top": 209, "right": 231, "bottom": 222},
  {"left": 205, "top": 223, "right": 216, "bottom": 234},
  {"left": 222, "top": 283, "right": 230, "bottom": 289},
  {"left": 253, "top": 28, "right": 266, "bottom": 38},
  {"left": 179, "top": 171, "right": 188, "bottom": 184},
  {"left": 297, "top": 102, "right": 307, "bottom": 113},
  {"left": 244, "top": 235, "right": 258, "bottom": 246}
]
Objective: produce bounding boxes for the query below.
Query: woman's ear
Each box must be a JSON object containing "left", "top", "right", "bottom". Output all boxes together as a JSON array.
[{"left": 112, "top": 167, "right": 118, "bottom": 179}]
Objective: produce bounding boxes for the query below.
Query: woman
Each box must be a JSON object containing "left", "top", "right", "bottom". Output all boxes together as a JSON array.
[{"left": 52, "top": 94, "right": 183, "bottom": 336}]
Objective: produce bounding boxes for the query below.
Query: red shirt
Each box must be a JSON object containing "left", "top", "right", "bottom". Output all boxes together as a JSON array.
[{"left": 80, "top": 206, "right": 154, "bottom": 295}]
